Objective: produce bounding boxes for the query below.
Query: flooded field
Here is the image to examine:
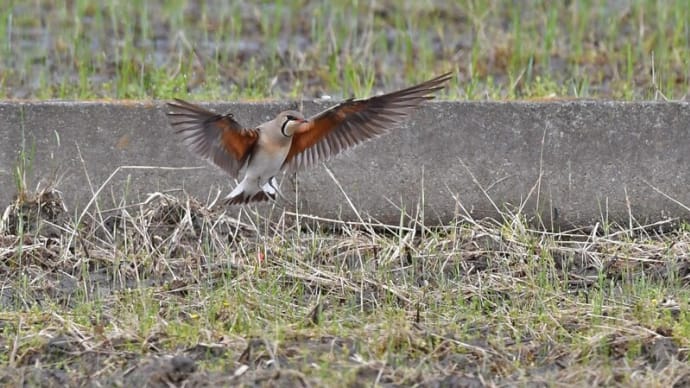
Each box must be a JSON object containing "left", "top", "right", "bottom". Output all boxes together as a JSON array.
[{"left": 1, "top": 1, "right": 688, "bottom": 100}]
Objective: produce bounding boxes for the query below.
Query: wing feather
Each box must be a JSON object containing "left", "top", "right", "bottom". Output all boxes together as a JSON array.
[
  {"left": 282, "top": 72, "right": 452, "bottom": 172},
  {"left": 167, "top": 99, "right": 259, "bottom": 178}
]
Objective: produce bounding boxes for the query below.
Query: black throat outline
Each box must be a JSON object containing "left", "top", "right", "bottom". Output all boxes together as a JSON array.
[{"left": 280, "top": 119, "right": 291, "bottom": 138}]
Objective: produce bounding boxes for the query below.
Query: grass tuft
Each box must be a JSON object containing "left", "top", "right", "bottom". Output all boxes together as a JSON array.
[{"left": 1, "top": 182, "right": 690, "bottom": 384}]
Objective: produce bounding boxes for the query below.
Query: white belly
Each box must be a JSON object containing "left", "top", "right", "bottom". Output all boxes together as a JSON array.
[
  {"left": 226, "top": 137, "right": 290, "bottom": 199},
  {"left": 244, "top": 145, "right": 288, "bottom": 186}
]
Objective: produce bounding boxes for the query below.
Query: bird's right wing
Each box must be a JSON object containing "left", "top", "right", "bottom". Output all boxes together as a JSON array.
[{"left": 167, "top": 99, "right": 259, "bottom": 178}]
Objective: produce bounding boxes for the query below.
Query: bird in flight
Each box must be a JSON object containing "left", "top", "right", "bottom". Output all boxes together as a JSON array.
[{"left": 167, "top": 72, "right": 452, "bottom": 204}]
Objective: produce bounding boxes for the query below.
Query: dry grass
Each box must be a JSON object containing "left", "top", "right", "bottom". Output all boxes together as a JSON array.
[{"left": 1, "top": 185, "right": 690, "bottom": 386}]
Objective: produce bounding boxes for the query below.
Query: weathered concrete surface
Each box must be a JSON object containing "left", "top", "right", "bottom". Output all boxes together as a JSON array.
[{"left": 1, "top": 100, "right": 689, "bottom": 227}]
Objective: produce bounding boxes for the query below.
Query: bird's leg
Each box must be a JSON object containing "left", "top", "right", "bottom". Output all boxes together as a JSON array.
[
  {"left": 265, "top": 176, "right": 291, "bottom": 204},
  {"left": 268, "top": 177, "right": 284, "bottom": 201},
  {"left": 268, "top": 176, "right": 287, "bottom": 201}
]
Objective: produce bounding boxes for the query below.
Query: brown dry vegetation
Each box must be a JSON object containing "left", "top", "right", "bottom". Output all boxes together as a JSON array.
[{"left": 1, "top": 187, "right": 690, "bottom": 386}]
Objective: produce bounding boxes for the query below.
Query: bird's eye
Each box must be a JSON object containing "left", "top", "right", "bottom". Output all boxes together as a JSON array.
[{"left": 286, "top": 115, "right": 296, "bottom": 121}]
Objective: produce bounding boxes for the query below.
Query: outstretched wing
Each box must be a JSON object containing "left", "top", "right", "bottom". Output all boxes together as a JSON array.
[
  {"left": 282, "top": 72, "right": 452, "bottom": 172},
  {"left": 167, "top": 98, "right": 259, "bottom": 178}
]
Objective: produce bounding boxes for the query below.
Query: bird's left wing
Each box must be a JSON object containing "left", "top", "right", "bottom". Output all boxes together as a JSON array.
[{"left": 281, "top": 72, "right": 452, "bottom": 172}]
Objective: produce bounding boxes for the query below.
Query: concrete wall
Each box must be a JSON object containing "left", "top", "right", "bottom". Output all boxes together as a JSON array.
[{"left": 1, "top": 100, "right": 689, "bottom": 227}]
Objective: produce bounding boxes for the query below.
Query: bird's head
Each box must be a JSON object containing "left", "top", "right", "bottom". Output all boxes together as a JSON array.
[{"left": 276, "top": 110, "right": 306, "bottom": 137}]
